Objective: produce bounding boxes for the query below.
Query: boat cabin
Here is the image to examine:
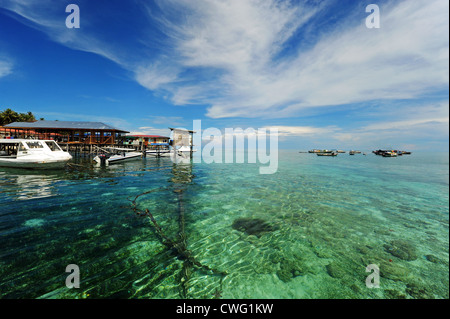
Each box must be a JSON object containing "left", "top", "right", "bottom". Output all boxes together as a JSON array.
[{"left": 0, "top": 139, "right": 65, "bottom": 159}]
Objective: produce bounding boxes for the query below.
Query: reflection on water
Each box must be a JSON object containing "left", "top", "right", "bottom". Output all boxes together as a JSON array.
[
  {"left": 0, "top": 152, "right": 448, "bottom": 299},
  {"left": 0, "top": 170, "right": 59, "bottom": 201}
]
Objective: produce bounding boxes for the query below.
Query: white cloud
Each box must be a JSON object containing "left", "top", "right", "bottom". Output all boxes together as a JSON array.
[
  {"left": 148, "top": 0, "right": 324, "bottom": 113},
  {"left": 331, "top": 101, "right": 449, "bottom": 148},
  {"left": 2, "top": 0, "right": 448, "bottom": 122},
  {"left": 129, "top": 126, "right": 171, "bottom": 137},
  {"left": 202, "top": 0, "right": 449, "bottom": 118},
  {"left": 258, "top": 101, "right": 449, "bottom": 150},
  {"left": 362, "top": 101, "right": 449, "bottom": 131},
  {"left": 135, "top": 62, "right": 180, "bottom": 91},
  {"left": 264, "top": 125, "right": 338, "bottom": 137},
  {"left": 0, "top": 60, "right": 12, "bottom": 78}
]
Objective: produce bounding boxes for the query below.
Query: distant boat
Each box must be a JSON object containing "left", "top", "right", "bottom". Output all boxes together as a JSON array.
[
  {"left": 381, "top": 151, "right": 398, "bottom": 157},
  {"left": 373, "top": 149, "right": 384, "bottom": 155},
  {"left": 94, "top": 147, "right": 142, "bottom": 165},
  {"left": 373, "top": 149, "right": 410, "bottom": 157},
  {"left": 0, "top": 139, "right": 72, "bottom": 169},
  {"left": 349, "top": 150, "right": 361, "bottom": 155},
  {"left": 317, "top": 150, "right": 338, "bottom": 156}
]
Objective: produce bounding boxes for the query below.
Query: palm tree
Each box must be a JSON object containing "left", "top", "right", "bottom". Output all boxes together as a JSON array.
[
  {"left": 18, "top": 111, "right": 36, "bottom": 122},
  {"left": 0, "top": 108, "right": 18, "bottom": 125},
  {"left": 0, "top": 108, "right": 36, "bottom": 125}
]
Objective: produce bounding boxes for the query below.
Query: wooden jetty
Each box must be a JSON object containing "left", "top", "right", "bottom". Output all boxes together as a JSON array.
[{"left": 1, "top": 121, "right": 197, "bottom": 158}]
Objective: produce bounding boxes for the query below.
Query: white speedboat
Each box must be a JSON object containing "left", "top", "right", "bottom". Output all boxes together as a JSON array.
[
  {"left": 0, "top": 139, "right": 72, "bottom": 169},
  {"left": 93, "top": 147, "right": 142, "bottom": 165}
]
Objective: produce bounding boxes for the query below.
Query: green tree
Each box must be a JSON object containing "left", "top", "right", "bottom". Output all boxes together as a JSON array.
[
  {"left": 0, "top": 108, "right": 37, "bottom": 125},
  {"left": 18, "top": 111, "right": 36, "bottom": 122}
]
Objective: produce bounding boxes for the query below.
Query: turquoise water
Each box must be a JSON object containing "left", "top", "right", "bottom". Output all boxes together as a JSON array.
[{"left": 0, "top": 151, "right": 448, "bottom": 299}]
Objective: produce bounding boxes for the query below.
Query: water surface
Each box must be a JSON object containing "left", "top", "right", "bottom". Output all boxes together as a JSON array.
[{"left": 0, "top": 151, "right": 448, "bottom": 299}]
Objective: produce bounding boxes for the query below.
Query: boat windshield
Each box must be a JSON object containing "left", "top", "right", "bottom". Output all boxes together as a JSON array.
[
  {"left": 18, "top": 143, "right": 27, "bottom": 153},
  {"left": 45, "top": 141, "right": 62, "bottom": 151},
  {"left": 26, "top": 141, "right": 44, "bottom": 149}
]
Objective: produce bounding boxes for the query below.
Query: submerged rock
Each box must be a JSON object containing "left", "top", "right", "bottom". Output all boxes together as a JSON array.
[
  {"left": 326, "top": 262, "right": 346, "bottom": 279},
  {"left": 384, "top": 240, "right": 418, "bottom": 261},
  {"left": 380, "top": 261, "right": 411, "bottom": 281},
  {"left": 276, "top": 258, "right": 305, "bottom": 282},
  {"left": 384, "top": 289, "right": 407, "bottom": 299},
  {"left": 406, "top": 281, "right": 435, "bottom": 299},
  {"left": 425, "top": 254, "right": 441, "bottom": 264},
  {"left": 231, "top": 218, "right": 277, "bottom": 237}
]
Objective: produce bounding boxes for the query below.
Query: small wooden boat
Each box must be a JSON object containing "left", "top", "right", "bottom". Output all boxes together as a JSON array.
[
  {"left": 317, "top": 150, "right": 338, "bottom": 156},
  {"left": 382, "top": 151, "right": 398, "bottom": 157}
]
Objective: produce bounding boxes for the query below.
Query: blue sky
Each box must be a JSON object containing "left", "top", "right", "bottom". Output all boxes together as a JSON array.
[{"left": 0, "top": 0, "right": 448, "bottom": 151}]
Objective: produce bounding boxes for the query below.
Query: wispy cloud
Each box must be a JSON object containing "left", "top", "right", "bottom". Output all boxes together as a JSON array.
[
  {"left": 0, "top": 59, "right": 12, "bottom": 78},
  {"left": 332, "top": 101, "right": 449, "bottom": 149},
  {"left": 129, "top": 126, "right": 171, "bottom": 137},
  {"left": 142, "top": 0, "right": 324, "bottom": 112},
  {"left": 1, "top": 0, "right": 448, "bottom": 122},
  {"left": 134, "top": 0, "right": 449, "bottom": 119},
  {"left": 202, "top": 0, "right": 449, "bottom": 118},
  {"left": 254, "top": 100, "right": 449, "bottom": 150},
  {"left": 144, "top": 115, "right": 185, "bottom": 126},
  {"left": 264, "top": 125, "right": 338, "bottom": 137}
]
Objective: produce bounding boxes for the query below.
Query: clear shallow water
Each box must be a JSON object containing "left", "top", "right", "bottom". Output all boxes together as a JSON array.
[{"left": 0, "top": 151, "right": 448, "bottom": 299}]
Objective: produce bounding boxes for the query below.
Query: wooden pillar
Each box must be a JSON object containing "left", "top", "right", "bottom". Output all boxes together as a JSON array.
[{"left": 190, "top": 132, "right": 193, "bottom": 159}]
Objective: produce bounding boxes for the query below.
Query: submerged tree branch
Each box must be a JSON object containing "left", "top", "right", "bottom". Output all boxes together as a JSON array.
[{"left": 129, "top": 189, "right": 228, "bottom": 279}]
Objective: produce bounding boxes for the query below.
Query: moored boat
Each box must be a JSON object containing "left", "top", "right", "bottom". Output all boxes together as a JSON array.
[
  {"left": 373, "top": 149, "right": 410, "bottom": 157},
  {"left": 381, "top": 151, "right": 398, "bottom": 157},
  {"left": 0, "top": 139, "right": 72, "bottom": 169},
  {"left": 316, "top": 150, "right": 338, "bottom": 156},
  {"left": 94, "top": 147, "right": 142, "bottom": 165}
]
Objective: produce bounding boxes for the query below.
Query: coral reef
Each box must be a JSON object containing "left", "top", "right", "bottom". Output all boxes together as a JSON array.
[
  {"left": 276, "top": 258, "right": 306, "bottom": 282},
  {"left": 384, "top": 240, "right": 418, "bottom": 261},
  {"left": 232, "top": 218, "right": 277, "bottom": 237},
  {"left": 326, "top": 262, "right": 347, "bottom": 279}
]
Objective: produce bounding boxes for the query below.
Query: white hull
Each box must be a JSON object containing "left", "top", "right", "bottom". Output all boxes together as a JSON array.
[
  {"left": 94, "top": 151, "right": 142, "bottom": 165},
  {"left": 108, "top": 152, "right": 142, "bottom": 163},
  {"left": 0, "top": 158, "right": 70, "bottom": 169},
  {"left": 0, "top": 139, "right": 72, "bottom": 169}
]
